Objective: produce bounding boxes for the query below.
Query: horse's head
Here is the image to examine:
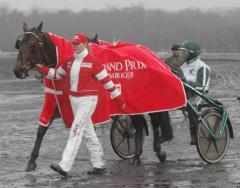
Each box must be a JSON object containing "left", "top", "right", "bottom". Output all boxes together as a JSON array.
[{"left": 13, "top": 22, "right": 45, "bottom": 79}]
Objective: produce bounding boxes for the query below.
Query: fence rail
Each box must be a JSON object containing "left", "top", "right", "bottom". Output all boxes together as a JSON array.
[
  {"left": 157, "top": 52, "right": 240, "bottom": 61},
  {"left": 1, "top": 51, "right": 240, "bottom": 61}
]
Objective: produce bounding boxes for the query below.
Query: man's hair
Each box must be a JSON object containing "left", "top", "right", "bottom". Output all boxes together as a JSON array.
[{"left": 171, "top": 44, "right": 180, "bottom": 51}]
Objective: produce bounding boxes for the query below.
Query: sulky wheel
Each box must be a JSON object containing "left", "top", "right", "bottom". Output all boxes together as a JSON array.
[
  {"left": 196, "top": 108, "right": 230, "bottom": 164},
  {"left": 110, "top": 115, "right": 145, "bottom": 159}
]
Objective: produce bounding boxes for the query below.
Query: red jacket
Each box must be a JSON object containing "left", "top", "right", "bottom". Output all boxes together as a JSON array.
[{"left": 46, "top": 48, "right": 124, "bottom": 106}]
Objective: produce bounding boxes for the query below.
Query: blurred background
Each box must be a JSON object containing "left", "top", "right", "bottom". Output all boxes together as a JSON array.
[
  {"left": 0, "top": 0, "right": 240, "bottom": 53},
  {"left": 1, "top": 1, "right": 240, "bottom": 187}
]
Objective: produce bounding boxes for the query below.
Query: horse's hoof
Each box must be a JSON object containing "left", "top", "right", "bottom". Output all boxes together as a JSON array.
[
  {"left": 131, "top": 157, "right": 141, "bottom": 165},
  {"left": 156, "top": 151, "right": 167, "bottom": 163},
  {"left": 26, "top": 162, "right": 37, "bottom": 172}
]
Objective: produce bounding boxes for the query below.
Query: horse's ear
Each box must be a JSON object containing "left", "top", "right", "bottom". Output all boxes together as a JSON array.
[
  {"left": 37, "top": 22, "right": 43, "bottom": 32},
  {"left": 112, "top": 37, "right": 121, "bottom": 46},
  {"left": 23, "top": 22, "right": 28, "bottom": 32},
  {"left": 89, "top": 34, "right": 99, "bottom": 44}
]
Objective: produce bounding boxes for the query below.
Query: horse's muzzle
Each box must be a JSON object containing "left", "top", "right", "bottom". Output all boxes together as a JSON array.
[{"left": 13, "top": 69, "right": 29, "bottom": 79}]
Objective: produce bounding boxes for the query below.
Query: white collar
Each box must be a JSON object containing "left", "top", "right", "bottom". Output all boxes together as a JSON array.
[
  {"left": 187, "top": 56, "right": 200, "bottom": 64},
  {"left": 74, "top": 48, "right": 89, "bottom": 59}
]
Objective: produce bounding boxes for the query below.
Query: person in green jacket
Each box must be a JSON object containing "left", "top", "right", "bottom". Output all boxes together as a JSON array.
[{"left": 178, "top": 41, "right": 211, "bottom": 145}]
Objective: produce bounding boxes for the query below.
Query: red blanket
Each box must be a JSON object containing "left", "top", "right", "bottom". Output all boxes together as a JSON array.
[
  {"left": 90, "top": 42, "right": 186, "bottom": 124},
  {"left": 47, "top": 34, "right": 186, "bottom": 125},
  {"left": 47, "top": 33, "right": 74, "bottom": 128}
]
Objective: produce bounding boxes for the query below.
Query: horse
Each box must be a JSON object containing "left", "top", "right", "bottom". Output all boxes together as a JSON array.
[
  {"left": 13, "top": 22, "right": 173, "bottom": 169},
  {"left": 13, "top": 22, "right": 72, "bottom": 172}
]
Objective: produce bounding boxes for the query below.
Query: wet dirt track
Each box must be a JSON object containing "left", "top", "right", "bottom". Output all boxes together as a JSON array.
[{"left": 1, "top": 57, "right": 240, "bottom": 188}]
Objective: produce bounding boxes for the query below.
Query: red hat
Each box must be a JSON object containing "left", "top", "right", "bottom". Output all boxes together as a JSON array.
[{"left": 71, "top": 33, "right": 89, "bottom": 44}]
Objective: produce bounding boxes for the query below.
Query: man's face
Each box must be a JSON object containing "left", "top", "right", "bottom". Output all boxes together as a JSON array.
[
  {"left": 172, "top": 50, "right": 179, "bottom": 57},
  {"left": 178, "top": 49, "right": 191, "bottom": 62},
  {"left": 72, "top": 43, "right": 86, "bottom": 54}
]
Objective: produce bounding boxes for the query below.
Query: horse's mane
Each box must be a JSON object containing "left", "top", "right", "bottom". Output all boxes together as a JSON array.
[{"left": 41, "top": 33, "right": 57, "bottom": 67}]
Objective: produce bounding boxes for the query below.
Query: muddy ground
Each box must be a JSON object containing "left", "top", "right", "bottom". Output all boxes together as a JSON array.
[{"left": 1, "top": 57, "right": 240, "bottom": 188}]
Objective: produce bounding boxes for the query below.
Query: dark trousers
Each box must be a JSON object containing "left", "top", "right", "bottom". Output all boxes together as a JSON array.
[{"left": 186, "top": 89, "right": 199, "bottom": 141}]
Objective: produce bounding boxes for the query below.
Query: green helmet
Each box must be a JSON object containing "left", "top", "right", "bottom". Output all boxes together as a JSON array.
[{"left": 179, "top": 41, "right": 201, "bottom": 61}]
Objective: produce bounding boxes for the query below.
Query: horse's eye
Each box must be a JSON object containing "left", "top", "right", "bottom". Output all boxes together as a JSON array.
[{"left": 31, "top": 44, "right": 37, "bottom": 52}]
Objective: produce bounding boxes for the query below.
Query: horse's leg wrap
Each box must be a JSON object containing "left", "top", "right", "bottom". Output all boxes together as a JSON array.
[
  {"left": 31, "top": 125, "right": 49, "bottom": 159},
  {"left": 158, "top": 111, "right": 173, "bottom": 142},
  {"left": 150, "top": 112, "right": 173, "bottom": 147},
  {"left": 130, "top": 115, "right": 146, "bottom": 165},
  {"left": 156, "top": 150, "right": 167, "bottom": 163},
  {"left": 149, "top": 113, "right": 161, "bottom": 152}
]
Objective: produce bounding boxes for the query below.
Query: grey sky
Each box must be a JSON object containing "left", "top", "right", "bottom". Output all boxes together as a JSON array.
[{"left": 1, "top": 0, "right": 240, "bottom": 12}]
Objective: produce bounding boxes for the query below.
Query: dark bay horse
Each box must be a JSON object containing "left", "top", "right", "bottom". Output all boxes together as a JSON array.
[{"left": 13, "top": 22, "right": 173, "bottom": 170}]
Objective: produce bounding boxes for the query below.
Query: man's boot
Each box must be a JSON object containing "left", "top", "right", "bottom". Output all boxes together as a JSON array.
[
  {"left": 50, "top": 164, "right": 68, "bottom": 176},
  {"left": 87, "top": 167, "right": 106, "bottom": 175}
]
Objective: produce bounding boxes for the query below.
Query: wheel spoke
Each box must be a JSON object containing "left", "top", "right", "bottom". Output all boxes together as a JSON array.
[
  {"left": 200, "top": 126, "right": 207, "bottom": 137},
  {"left": 126, "top": 136, "right": 131, "bottom": 155},
  {"left": 116, "top": 126, "right": 125, "bottom": 137},
  {"left": 117, "top": 118, "right": 128, "bottom": 132},
  {"left": 203, "top": 119, "right": 215, "bottom": 155},
  {"left": 212, "top": 141, "right": 220, "bottom": 157},
  {"left": 206, "top": 118, "right": 213, "bottom": 133},
  {"left": 125, "top": 116, "right": 130, "bottom": 130},
  {"left": 212, "top": 116, "right": 220, "bottom": 134},
  {"left": 116, "top": 137, "right": 126, "bottom": 148},
  {"left": 205, "top": 116, "right": 220, "bottom": 155},
  {"left": 205, "top": 137, "right": 213, "bottom": 155}
]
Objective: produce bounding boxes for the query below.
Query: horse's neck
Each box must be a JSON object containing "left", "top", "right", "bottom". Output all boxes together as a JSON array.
[{"left": 42, "top": 33, "right": 57, "bottom": 67}]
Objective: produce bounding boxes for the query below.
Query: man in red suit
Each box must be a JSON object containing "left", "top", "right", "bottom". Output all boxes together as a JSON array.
[{"left": 38, "top": 33, "right": 125, "bottom": 176}]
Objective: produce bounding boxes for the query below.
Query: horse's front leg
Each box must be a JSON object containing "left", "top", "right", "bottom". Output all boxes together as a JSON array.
[
  {"left": 132, "top": 123, "right": 143, "bottom": 165},
  {"left": 152, "top": 123, "right": 167, "bottom": 162},
  {"left": 26, "top": 123, "right": 50, "bottom": 171},
  {"left": 149, "top": 113, "right": 168, "bottom": 163}
]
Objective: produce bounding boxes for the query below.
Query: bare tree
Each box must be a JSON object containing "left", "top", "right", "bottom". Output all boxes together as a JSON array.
[{"left": 1, "top": 5, "right": 240, "bottom": 52}]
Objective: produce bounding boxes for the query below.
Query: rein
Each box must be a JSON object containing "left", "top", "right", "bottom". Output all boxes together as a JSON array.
[{"left": 27, "top": 31, "right": 45, "bottom": 68}]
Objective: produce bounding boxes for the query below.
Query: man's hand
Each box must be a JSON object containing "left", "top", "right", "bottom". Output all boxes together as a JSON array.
[
  {"left": 36, "top": 64, "right": 49, "bottom": 75},
  {"left": 35, "top": 72, "right": 44, "bottom": 80},
  {"left": 120, "top": 103, "right": 126, "bottom": 110}
]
